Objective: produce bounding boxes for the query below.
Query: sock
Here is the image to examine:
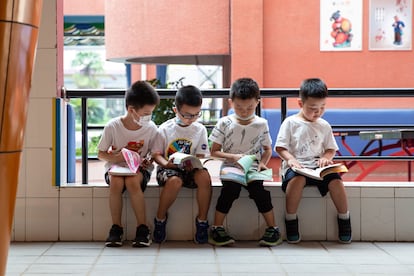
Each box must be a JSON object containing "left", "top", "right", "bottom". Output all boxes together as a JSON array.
[
  {"left": 338, "top": 211, "right": 350, "bottom": 220},
  {"left": 212, "top": 225, "right": 224, "bottom": 229},
  {"left": 197, "top": 217, "right": 208, "bottom": 223},
  {"left": 285, "top": 213, "right": 297, "bottom": 221},
  {"left": 156, "top": 216, "right": 166, "bottom": 222}
]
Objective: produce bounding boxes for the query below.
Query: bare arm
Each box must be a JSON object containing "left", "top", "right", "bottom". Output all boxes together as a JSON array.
[
  {"left": 152, "top": 152, "right": 178, "bottom": 169},
  {"left": 258, "top": 145, "right": 272, "bottom": 170},
  {"left": 275, "top": 146, "right": 303, "bottom": 169},
  {"left": 210, "top": 142, "right": 244, "bottom": 163}
]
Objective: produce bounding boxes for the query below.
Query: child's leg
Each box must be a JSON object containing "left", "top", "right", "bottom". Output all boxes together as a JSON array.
[
  {"left": 156, "top": 176, "right": 183, "bottom": 220},
  {"left": 328, "top": 179, "right": 348, "bottom": 214},
  {"left": 247, "top": 181, "right": 276, "bottom": 226},
  {"left": 285, "top": 176, "right": 306, "bottom": 214},
  {"left": 125, "top": 174, "right": 146, "bottom": 226},
  {"left": 213, "top": 181, "right": 242, "bottom": 226},
  {"left": 193, "top": 169, "right": 212, "bottom": 221},
  {"left": 109, "top": 176, "right": 125, "bottom": 226}
]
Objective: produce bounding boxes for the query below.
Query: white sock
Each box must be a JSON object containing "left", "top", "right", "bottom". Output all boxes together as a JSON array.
[
  {"left": 285, "top": 213, "right": 297, "bottom": 221},
  {"left": 338, "top": 211, "right": 350, "bottom": 220}
]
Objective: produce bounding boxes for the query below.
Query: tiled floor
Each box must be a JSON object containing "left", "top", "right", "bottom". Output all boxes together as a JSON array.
[{"left": 6, "top": 241, "right": 414, "bottom": 275}]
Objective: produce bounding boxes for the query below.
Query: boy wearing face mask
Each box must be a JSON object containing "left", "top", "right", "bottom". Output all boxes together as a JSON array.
[
  {"left": 208, "top": 77, "right": 282, "bottom": 247},
  {"left": 97, "top": 80, "right": 159, "bottom": 247},
  {"left": 152, "top": 85, "right": 212, "bottom": 244}
]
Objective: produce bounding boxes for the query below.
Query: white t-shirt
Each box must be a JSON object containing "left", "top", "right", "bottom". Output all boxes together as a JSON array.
[
  {"left": 97, "top": 116, "right": 158, "bottom": 171},
  {"left": 275, "top": 114, "right": 338, "bottom": 176},
  {"left": 209, "top": 115, "right": 272, "bottom": 169},
  {"left": 152, "top": 118, "right": 209, "bottom": 159}
]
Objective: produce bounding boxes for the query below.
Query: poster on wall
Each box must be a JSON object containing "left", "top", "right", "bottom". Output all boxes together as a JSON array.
[
  {"left": 369, "top": 0, "right": 412, "bottom": 50},
  {"left": 320, "top": 0, "right": 363, "bottom": 51}
]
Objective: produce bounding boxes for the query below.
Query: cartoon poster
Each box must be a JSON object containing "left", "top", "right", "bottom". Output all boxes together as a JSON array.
[
  {"left": 369, "top": 0, "right": 412, "bottom": 50},
  {"left": 320, "top": 0, "right": 363, "bottom": 51}
]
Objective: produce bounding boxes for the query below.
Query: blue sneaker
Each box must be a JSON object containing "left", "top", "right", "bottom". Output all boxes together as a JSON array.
[
  {"left": 153, "top": 216, "right": 167, "bottom": 243},
  {"left": 194, "top": 218, "right": 209, "bottom": 244}
]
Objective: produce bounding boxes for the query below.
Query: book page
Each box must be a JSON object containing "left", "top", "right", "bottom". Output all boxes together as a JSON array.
[
  {"left": 246, "top": 168, "right": 273, "bottom": 183},
  {"left": 108, "top": 165, "right": 137, "bottom": 176},
  {"left": 121, "top": 148, "right": 141, "bottom": 173},
  {"left": 169, "top": 152, "right": 204, "bottom": 170}
]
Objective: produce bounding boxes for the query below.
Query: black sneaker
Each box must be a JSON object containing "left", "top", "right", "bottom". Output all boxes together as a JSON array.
[
  {"left": 259, "top": 227, "right": 283, "bottom": 247},
  {"left": 337, "top": 217, "right": 352, "bottom": 243},
  {"left": 194, "top": 218, "right": 209, "bottom": 244},
  {"left": 153, "top": 216, "right": 167, "bottom": 243},
  {"left": 285, "top": 217, "right": 301, "bottom": 243},
  {"left": 132, "top": 224, "right": 152, "bottom": 247},
  {"left": 105, "top": 224, "right": 123, "bottom": 247},
  {"left": 208, "top": 226, "right": 235, "bottom": 246}
]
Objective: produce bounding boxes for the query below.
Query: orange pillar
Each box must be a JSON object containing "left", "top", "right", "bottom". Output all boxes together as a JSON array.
[{"left": 0, "top": 1, "right": 42, "bottom": 274}]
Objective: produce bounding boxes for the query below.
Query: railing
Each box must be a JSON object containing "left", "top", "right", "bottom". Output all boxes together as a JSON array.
[{"left": 65, "top": 88, "right": 414, "bottom": 184}]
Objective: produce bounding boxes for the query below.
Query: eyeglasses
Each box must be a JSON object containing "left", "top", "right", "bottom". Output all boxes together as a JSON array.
[{"left": 178, "top": 110, "right": 202, "bottom": 120}]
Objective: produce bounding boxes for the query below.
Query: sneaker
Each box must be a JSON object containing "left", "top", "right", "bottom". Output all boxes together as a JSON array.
[
  {"left": 285, "top": 217, "right": 301, "bottom": 243},
  {"left": 153, "top": 216, "right": 167, "bottom": 243},
  {"left": 259, "top": 227, "right": 283, "bottom": 247},
  {"left": 194, "top": 218, "right": 209, "bottom": 244},
  {"left": 105, "top": 224, "right": 123, "bottom": 247},
  {"left": 132, "top": 224, "right": 152, "bottom": 247},
  {"left": 337, "top": 217, "right": 352, "bottom": 243},
  {"left": 208, "top": 226, "right": 235, "bottom": 246}
]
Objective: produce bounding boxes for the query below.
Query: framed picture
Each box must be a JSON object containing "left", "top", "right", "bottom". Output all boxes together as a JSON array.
[
  {"left": 320, "top": 0, "right": 363, "bottom": 51},
  {"left": 369, "top": 0, "right": 412, "bottom": 50}
]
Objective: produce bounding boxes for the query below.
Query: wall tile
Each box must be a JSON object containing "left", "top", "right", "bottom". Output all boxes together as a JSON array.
[
  {"left": 30, "top": 49, "right": 57, "bottom": 98},
  {"left": 25, "top": 99, "right": 53, "bottom": 148},
  {"left": 59, "top": 198, "right": 92, "bottom": 240},
  {"left": 361, "top": 198, "right": 395, "bottom": 241},
  {"left": 26, "top": 198, "right": 58, "bottom": 241},
  {"left": 25, "top": 148, "right": 58, "bottom": 197}
]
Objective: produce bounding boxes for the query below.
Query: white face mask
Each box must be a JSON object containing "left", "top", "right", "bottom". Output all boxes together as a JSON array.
[
  {"left": 136, "top": 115, "right": 152, "bottom": 126},
  {"left": 233, "top": 113, "right": 256, "bottom": 121}
]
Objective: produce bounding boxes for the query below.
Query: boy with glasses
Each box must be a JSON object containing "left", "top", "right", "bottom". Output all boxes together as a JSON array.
[{"left": 152, "top": 85, "right": 212, "bottom": 244}]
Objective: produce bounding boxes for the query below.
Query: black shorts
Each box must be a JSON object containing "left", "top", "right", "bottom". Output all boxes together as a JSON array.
[
  {"left": 282, "top": 168, "right": 342, "bottom": 197},
  {"left": 104, "top": 168, "right": 150, "bottom": 192},
  {"left": 156, "top": 167, "right": 207, "bottom": 189}
]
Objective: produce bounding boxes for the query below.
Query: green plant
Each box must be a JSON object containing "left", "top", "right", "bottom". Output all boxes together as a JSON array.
[{"left": 71, "top": 51, "right": 104, "bottom": 88}]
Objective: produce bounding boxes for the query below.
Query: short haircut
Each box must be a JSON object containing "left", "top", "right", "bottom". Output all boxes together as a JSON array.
[
  {"left": 175, "top": 85, "right": 202, "bottom": 109},
  {"left": 299, "top": 78, "right": 328, "bottom": 102},
  {"left": 125, "top": 81, "right": 160, "bottom": 109},
  {"left": 230, "top": 77, "right": 260, "bottom": 100}
]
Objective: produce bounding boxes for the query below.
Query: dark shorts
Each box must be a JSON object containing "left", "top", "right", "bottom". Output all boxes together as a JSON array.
[
  {"left": 104, "top": 168, "right": 150, "bottom": 192},
  {"left": 156, "top": 167, "right": 207, "bottom": 189},
  {"left": 281, "top": 168, "right": 342, "bottom": 197}
]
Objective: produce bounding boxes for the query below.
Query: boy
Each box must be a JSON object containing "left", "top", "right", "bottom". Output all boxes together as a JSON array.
[
  {"left": 275, "top": 78, "right": 352, "bottom": 244},
  {"left": 97, "top": 80, "right": 159, "bottom": 247},
  {"left": 152, "top": 85, "right": 212, "bottom": 244},
  {"left": 208, "top": 77, "right": 282, "bottom": 247}
]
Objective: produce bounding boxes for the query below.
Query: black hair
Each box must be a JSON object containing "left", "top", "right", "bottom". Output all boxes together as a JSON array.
[
  {"left": 299, "top": 78, "right": 328, "bottom": 102},
  {"left": 229, "top": 77, "right": 260, "bottom": 100},
  {"left": 175, "top": 85, "right": 202, "bottom": 109},
  {"left": 125, "top": 80, "right": 160, "bottom": 109}
]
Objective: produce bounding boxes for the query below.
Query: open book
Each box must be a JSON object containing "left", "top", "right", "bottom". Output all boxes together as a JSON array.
[
  {"left": 169, "top": 152, "right": 204, "bottom": 170},
  {"left": 108, "top": 148, "right": 141, "bottom": 176},
  {"left": 219, "top": 155, "right": 273, "bottom": 186},
  {"left": 292, "top": 163, "right": 348, "bottom": 180}
]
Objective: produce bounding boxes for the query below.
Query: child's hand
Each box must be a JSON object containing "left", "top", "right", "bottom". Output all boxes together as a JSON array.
[
  {"left": 317, "top": 157, "right": 333, "bottom": 167},
  {"left": 258, "top": 163, "right": 269, "bottom": 171},
  {"left": 165, "top": 158, "right": 179, "bottom": 170},
  {"left": 228, "top": 153, "right": 244, "bottom": 163},
  {"left": 287, "top": 158, "right": 302, "bottom": 168}
]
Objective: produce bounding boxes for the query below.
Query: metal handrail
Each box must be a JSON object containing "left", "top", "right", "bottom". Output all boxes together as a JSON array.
[{"left": 65, "top": 88, "right": 414, "bottom": 184}]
